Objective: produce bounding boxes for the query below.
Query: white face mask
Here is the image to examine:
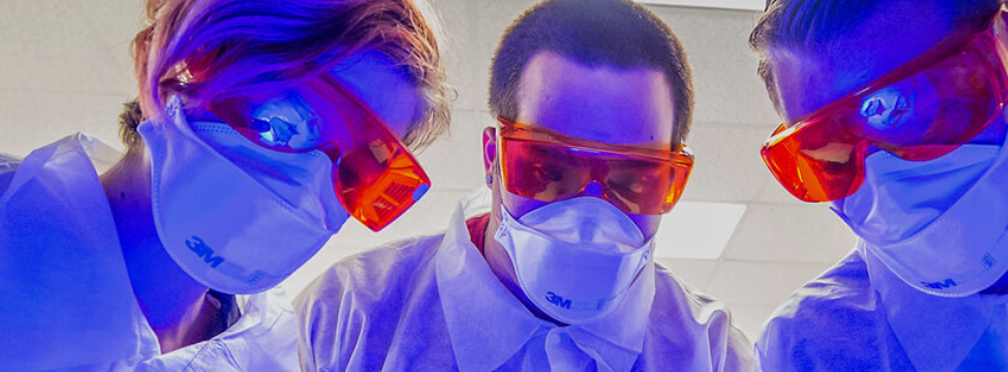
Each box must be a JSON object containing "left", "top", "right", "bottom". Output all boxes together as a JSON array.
[
  {"left": 834, "top": 131, "right": 1008, "bottom": 297},
  {"left": 138, "top": 97, "right": 348, "bottom": 294},
  {"left": 494, "top": 196, "right": 652, "bottom": 324}
]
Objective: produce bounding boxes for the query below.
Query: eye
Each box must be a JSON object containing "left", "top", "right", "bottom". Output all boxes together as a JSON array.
[
  {"left": 532, "top": 162, "right": 566, "bottom": 181},
  {"left": 860, "top": 87, "right": 914, "bottom": 131},
  {"left": 248, "top": 93, "right": 322, "bottom": 150}
]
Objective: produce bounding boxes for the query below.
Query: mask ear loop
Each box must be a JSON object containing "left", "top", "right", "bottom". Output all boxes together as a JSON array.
[{"left": 845, "top": 140, "right": 873, "bottom": 199}]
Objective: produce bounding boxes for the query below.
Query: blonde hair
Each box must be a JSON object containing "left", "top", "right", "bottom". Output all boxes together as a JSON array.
[{"left": 123, "top": 0, "right": 451, "bottom": 153}]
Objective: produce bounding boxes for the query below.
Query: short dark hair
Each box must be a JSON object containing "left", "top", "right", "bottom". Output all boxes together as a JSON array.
[
  {"left": 749, "top": 0, "right": 1002, "bottom": 110},
  {"left": 489, "top": 0, "right": 694, "bottom": 144}
]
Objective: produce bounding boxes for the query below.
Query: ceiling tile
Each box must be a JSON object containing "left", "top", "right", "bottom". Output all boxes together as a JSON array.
[
  {"left": 704, "top": 260, "right": 833, "bottom": 306},
  {"left": 0, "top": 91, "right": 131, "bottom": 157},
  {"left": 0, "top": 0, "right": 130, "bottom": 94},
  {"left": 656, "top": 258, "right": 720, "bottom": 288},
  {"left": 429, "top": 0, "right": 487, "bottom": 113},
  {"left": 682, "top": 123, "right": 772, "bottom": 202},
  {"left": 647, "top": 6, "right": 779, "bottom": 127},
  {"left": 655, "top": 201, "right": 746, "bottom": 260},
  {"left": 725, "top": 304, "right": 776, "bottom": 343},
  {"left": 416, "top": 110, "right": 491, "bottom": 192},
  {"left": 73, "top": 0, "right": 144, "bottom": 50},
  {"left": 721, "top": 203, "right": 857, "bottom": 264},
  {"left": 73, "top": 0, "right": 143, "bottom": 94},
  {"left": 639, "top": 0, "right": 765, "bottom": 11},
  {"left": 752, "top": 174, "right": 805, "bottom": 205},
  {"left": 468, "top": 0, "right": 542, "bottom": 112}
]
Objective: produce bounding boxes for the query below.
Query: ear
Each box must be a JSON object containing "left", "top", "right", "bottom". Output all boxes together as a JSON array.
[{"left": 482, "top": 127, "right": 498, "bottom": 184}]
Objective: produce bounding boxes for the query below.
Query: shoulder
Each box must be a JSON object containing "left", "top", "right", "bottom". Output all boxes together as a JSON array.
[
  {"left": 293, "top": 233, "right": 446, "bottom": 371},
  {"left": 649, "top": 264, "right": 754, "bottom": 372},
  {"left": 0, "top": 152, "right": 20, "bottom": 196},
  {"left": 295, "top": 233, "right": 445, "bottom": 311},
  {"left": 755, "top": 252, "right": 893, "bottom": 372}
]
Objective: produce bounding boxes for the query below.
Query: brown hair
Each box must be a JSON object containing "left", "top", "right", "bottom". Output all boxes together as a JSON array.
[
  {"left": 749, "top": 0, "right": 1002, "bottom": 111},
  {"left": 122, "top": 0, "right": 452, "bottom": 153}
]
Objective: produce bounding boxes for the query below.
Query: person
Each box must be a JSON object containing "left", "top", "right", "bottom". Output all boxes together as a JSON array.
[
  {"left": 294, "top": 0, "right": 753, "bottom": 370},
  {"left": 0, "top": 0, "right": 450, "bottom": 370},
  {"left": 749, "top": 0, "right": 1008, "bottom": 370}
]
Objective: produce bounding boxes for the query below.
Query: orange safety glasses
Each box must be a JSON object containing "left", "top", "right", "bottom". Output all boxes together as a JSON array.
[
  {"left": 207, "top": 73, "right": 430, "bottom": 231},
  {"left": 497, "top": 117, "right": 694, "bottom": 215},
  {"left": 761, "top": 6, "right": 1008, "bottom": 203}
]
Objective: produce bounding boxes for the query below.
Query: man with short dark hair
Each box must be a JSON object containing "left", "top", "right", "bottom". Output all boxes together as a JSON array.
[
  {"left": 294, "top": 0, "right": 753, "bottom": 370},
  {"left": 750, "top": 0, "right": 1008, "bottom": 371}
]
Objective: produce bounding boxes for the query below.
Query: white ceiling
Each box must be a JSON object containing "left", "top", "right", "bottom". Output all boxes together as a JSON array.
[
  {"left": 0, "top": 0, "right": 858, "bottom": 341},
  {"left": 638, "top": 0, "right": 765, "bottom": 11}
]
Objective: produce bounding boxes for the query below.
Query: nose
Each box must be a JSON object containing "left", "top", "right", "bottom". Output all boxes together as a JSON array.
[{"left": 579, "top": 181, "right": 605, "bottom": 198}]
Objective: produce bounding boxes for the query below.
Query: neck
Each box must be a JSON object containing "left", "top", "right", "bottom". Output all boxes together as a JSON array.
[
  {"left": 482, "top": 207, "right": 566, "bottom": 325},
  {"left": 100, "top": 151, "right": 215, "bottom": 353}
]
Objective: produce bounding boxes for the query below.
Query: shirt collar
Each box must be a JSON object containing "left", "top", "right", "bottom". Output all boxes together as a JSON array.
[
  {"left": 436, "top": 205, "right": 655, "bottom": 372},
  {"left": 861, "top": 241, "right": 1004, "bottom": 372}
]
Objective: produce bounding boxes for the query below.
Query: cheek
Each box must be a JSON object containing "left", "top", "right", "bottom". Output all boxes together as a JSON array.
[
  {"left": 500, "top": 189, "right": 549, "bottom": 218},
  {"left": 628, "top": 213, "right": 661, "bottom": 239},
  {"left": 971, "top": 115, "right": 1008, "bottom": 145},
  {"left": 502, "top": 188, "right": 661, "bottom": 238}
]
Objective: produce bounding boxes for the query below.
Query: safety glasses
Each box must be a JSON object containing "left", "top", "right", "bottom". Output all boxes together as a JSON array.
[
  {"left": 761, "top": 6, "right": 1008, "bottom": 203},
  {"left": 497, "top": 117, "right": 694, "bottom": 215},
  {"left": 207, "top": 74, "right": 430, "bottom": 231}
]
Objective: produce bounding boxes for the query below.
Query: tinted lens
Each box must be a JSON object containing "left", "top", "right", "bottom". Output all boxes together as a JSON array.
[
  {"left": 762, "top": 124, "right": 865, "bottom": 202},
  {"left": 602, "top": 155, "right": 683, "bottom": 214},
  {"left": 865, "top": 35, "right": 1006, "bottom": 158},
  {"left": 500, "top": 138, "right": 692, "bottom": 215},
  {"left": 500, "top": 138, "right": 590, "bottom": 201},
  {"left": 209, "top": 74, "right": 431, "bottom": 231},
  {"left": 336, "top": 137, "right": 430, "bottom": 231},
  {"left": 306, "top": 76, "right": 431, "bottom": 231},
  {"left": 762, "top": 26, "right": 1008, "bottom": 203}
]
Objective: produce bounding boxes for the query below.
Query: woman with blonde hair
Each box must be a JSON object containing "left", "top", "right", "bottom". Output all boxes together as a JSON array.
[{"left": 0, "top": 0, "right": 450, "bottom": 370}]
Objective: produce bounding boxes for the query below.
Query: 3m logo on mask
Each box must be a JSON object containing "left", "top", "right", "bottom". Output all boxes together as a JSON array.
[
  {"left": 185, "top": 236, "right": 269, "bottom": 285},
  {"left": 546, "top": 291, "right": 572, "bottom": 309},
  {"left": 545, "top": 292, "right": 605, "bottom": 311},
  {"left": 187, "top": 236, "right": 225, "bottom": 268},
  {"left": 921, "top": 278, "right": 957, "bottom": 290}
]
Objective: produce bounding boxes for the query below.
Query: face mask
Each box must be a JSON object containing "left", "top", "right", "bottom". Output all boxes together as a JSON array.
[
  {"left": 494, "top": 196, "right": 652, "bottom": 324},
  {"left": 834, "top": 133, "right": 1008, "bottom": 297},
  {"left": 138, "top": 96, "right": 348, "bottom": 294}
]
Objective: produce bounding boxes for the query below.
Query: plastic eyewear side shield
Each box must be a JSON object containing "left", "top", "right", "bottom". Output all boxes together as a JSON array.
[
  {"left": 208, "top": 74, "right": 431, "bottom": 231},
  {"left": 760, "top": 6, "right": 1008, "bottom": 202}
]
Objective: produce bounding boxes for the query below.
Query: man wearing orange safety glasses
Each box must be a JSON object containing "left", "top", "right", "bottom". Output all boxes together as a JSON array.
[
  {"left": 293, "top": 0, "right": 752, "bottom": 371},
  {"left": 751, "top": 0, "right": 1008, "bottom": 371}
]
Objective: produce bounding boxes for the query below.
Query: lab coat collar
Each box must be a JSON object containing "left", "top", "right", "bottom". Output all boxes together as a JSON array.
[
  {"left": 0, "top": 133, "right": 160, "bottom": 371},
  {"left": 149, "top": 286, "right": 297, "bottom": 371},
  {"left": 0, "top": 133, "right": 297, "bottom": 371},
  {"left": 436, "top": 205, "right": 655, "bottom": 372},
  {"left": 861, "top": 241, "right": 1003, "bottom": 372}
]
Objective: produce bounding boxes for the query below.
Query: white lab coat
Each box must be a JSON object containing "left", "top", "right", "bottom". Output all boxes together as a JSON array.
[
  {"left": 756, "top": 243, "right": 1008, "bottom": 372},
  {"left": 0, "top": 133, "right": 299, "bottom": 372},
  {"left": 295, "top": 204, "right": 753, "bottom": 372}
]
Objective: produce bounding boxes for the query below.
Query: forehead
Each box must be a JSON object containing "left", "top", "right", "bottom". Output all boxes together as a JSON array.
[
  {"left": 329, "top": 49, "right": 421, "bottom": 139},
  {"left": 514, "top": 51, "right": 676, "bottom": 149},
  {"left": 771, "top": 2, "right": 959, "bottom": 122}
]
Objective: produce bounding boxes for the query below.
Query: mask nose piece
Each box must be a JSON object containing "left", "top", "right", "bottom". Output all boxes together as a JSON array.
[{"left": 579, "top": 180, "right": 605, "bottom": 199}]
